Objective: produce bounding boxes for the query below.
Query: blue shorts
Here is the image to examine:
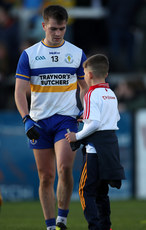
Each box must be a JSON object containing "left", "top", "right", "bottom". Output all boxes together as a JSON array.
[{"left": 29, "top": 114, "right": 78, "bottom": 149}]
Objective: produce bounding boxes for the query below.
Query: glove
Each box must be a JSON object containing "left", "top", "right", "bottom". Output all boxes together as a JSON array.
[{"left": 22, "top": 115, "right": 41, "bottom": 140}]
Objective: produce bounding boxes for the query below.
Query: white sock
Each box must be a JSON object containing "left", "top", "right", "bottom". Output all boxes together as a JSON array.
[
  {"left": 47, "top": 226, "right": 56, "bottom": 230},
  {"left": 56, "top": 216, "right": 67, "bottom": 226}
]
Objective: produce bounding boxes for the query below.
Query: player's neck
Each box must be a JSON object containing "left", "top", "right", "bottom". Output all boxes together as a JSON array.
[{"left": 43, "top": 38, "right": 64, "bottom": 47}]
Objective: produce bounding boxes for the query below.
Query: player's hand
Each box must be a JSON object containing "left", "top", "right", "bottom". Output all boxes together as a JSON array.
[
  {"left": 22, "top": 115, "right": 41, "bottom": 140},
  {"left": 65, "top": 132, "right": 76, "bottom": 143}
]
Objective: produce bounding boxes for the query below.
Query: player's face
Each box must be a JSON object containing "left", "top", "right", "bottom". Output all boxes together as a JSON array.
[{"left": 42, "top": 18, "right": 67, "bottom": 46}]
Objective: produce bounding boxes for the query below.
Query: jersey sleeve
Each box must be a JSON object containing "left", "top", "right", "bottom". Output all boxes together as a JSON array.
[
  {"left": 76, "top": 51, "right": 86, "bottom": 80},
  {"left": 15, "top": 51, "right": 31, "bottom": 81}
]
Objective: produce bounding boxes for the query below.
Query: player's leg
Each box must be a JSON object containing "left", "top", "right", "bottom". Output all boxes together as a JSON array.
[
  {"left": 51, "top": 114, "right": 77, "bottom": 229},
  {"left": 79, "top": 153, "right": 101, "bottom": 230},
  {"left": 55, "top": 138, "right": 76, "bottom": 229},
  {"left": 33, "top": 148, "right": 56, "bottom": 230}
]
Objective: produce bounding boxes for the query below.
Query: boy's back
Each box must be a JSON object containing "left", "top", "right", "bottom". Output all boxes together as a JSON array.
[{"left": 83, "top": 83, "right": 120, "bottom": 131}]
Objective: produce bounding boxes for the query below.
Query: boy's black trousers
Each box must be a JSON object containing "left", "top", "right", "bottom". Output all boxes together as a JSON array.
[
  {"left": 78, "top": 130, "right": 125, "bottom": 230},
  {"left": 79, "top": 153, "right": 111, "bottom": 230}
]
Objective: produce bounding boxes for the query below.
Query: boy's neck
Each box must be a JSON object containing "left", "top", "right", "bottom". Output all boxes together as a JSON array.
[{"left": 91, "top": 78, "right": 105, "bottom": 86}]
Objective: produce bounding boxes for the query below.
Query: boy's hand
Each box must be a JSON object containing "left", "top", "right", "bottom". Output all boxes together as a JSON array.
[
  {"left": 65, "top": 130, "right": 81, "bottom": 151},
  {"left": 65, "top": 132, "right": 76, "bottom": 143}
]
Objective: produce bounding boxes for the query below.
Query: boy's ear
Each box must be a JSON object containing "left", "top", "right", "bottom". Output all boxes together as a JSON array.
[
  {"left": 105, "top": 73, "right": 108, "bottom": 78},
  {"left": 89, "top": 71, "right": 93, "bottom": 79}
]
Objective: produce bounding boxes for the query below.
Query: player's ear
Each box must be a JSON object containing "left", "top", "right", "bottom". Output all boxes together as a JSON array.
[{"left": 42, "top": 22, "right": 46, "bottom": 31}]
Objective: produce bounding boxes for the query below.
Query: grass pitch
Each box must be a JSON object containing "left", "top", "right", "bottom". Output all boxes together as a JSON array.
[{"left": 0, "top": 199, "right": 146, "bottom": 230}]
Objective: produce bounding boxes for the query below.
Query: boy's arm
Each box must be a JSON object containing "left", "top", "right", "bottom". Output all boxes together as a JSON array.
[
  {"left": 76, "top": 120, "right": 100, "bottom": 140},
  {"left": 65, "top": 120, "right": 100, "bottom": 143}
]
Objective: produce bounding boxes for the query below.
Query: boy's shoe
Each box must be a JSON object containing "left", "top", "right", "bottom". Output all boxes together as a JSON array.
[{"left": 56, "top": 222, "right": 67, "bottom": 230}]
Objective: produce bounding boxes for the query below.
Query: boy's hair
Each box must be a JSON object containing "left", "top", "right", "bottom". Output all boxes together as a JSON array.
[
  {"left": 42, "top": 5, "right": 68, "bottom": 23},
  {"left": 83, "top": 54, "right": 109, "bottom": 77}
]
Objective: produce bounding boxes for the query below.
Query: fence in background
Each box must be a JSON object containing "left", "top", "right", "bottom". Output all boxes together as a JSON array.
[{"left": 0, "top": 110, "right": 145, "bottom": 201}]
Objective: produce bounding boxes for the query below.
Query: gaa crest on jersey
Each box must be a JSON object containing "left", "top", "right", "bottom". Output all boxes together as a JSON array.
[
  {"left": 65, "top": 53, "right": 73, "bottom": 64},
  {"left": 30, "top": 139, "right": 37, "bottom": 145}
]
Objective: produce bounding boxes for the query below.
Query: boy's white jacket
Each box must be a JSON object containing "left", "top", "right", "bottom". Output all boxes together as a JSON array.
[{"left": 83, "top": 83, "right": 120, "bottom": 131}]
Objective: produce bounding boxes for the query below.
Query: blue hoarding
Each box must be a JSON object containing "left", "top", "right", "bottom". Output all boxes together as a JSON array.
[
  {"left": 109, "top": 112, "right": 133, "bottom": 199},
  {"left": 0, "top": 111, "right": 133, "bottom": 201}
]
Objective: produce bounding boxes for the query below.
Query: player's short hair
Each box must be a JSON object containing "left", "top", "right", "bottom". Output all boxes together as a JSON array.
[
  {"left": 83, "top": 54, "right": 109, "bottom": 77},
  {"left": 42, "top": 5, "right": 68, "bottom": 23}
]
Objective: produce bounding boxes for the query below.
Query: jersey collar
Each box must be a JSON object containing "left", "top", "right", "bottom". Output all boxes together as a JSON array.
[
  {"left": 41, "top": 39, "right": 65, "bottom": 48},
  {"left": 89, "top": 83, "right": 110, "bottom": 92}
]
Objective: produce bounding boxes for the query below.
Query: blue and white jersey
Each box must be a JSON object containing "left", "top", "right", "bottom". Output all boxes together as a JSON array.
[{"left": 16, "top": 40, "right": 86, "bottom": 121}]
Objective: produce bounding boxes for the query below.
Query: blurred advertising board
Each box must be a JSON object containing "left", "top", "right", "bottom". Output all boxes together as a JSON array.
[
  {"left": 0, "top": 111, "right": 133, "bottom": 201},
  {"left": 109, "top": 112, "right": 133, "bottom": 199},
  {"left": 135, "top": 109, "right": 146, "bottom": 199},
  {"left": 0, "top": 111, "right": 39, "bottom": 201}
]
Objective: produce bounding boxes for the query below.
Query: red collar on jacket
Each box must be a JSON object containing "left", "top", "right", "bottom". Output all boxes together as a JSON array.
[{"left": 88, "top": 83, "right": 110, "bottom": 92}]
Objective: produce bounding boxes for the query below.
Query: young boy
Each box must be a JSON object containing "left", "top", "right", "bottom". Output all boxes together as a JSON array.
[{"left": 65, "top": 54, "right": 125, "bottom": 230}]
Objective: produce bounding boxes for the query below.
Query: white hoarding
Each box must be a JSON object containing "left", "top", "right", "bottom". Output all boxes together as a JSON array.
[{"left": 135, "top": 109, "right": 146, "bottom": 199}]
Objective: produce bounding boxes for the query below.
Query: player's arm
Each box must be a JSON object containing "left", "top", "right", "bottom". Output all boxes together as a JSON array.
[
  {"left": 15, "top": 51, "right": 41, "bottom": 140},
  {"left": 15, "top": 78, "right": 30, "bottom": 118},
  {"left": 15, "top": 78, "right": 41, "bottom": 140},
  {"left": 77, "top": 50, "right": 89, "bottom": 105},
  {"left": 77, "top": 79, "right": 88, "bottom": 105}
]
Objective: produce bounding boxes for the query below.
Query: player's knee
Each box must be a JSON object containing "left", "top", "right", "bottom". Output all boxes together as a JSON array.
[
  {"left": 58, "top": 165, "right": 72, "bottom": 183},
  {"left": 39, "top": 172, "right": 55, "bottom": 188}
]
